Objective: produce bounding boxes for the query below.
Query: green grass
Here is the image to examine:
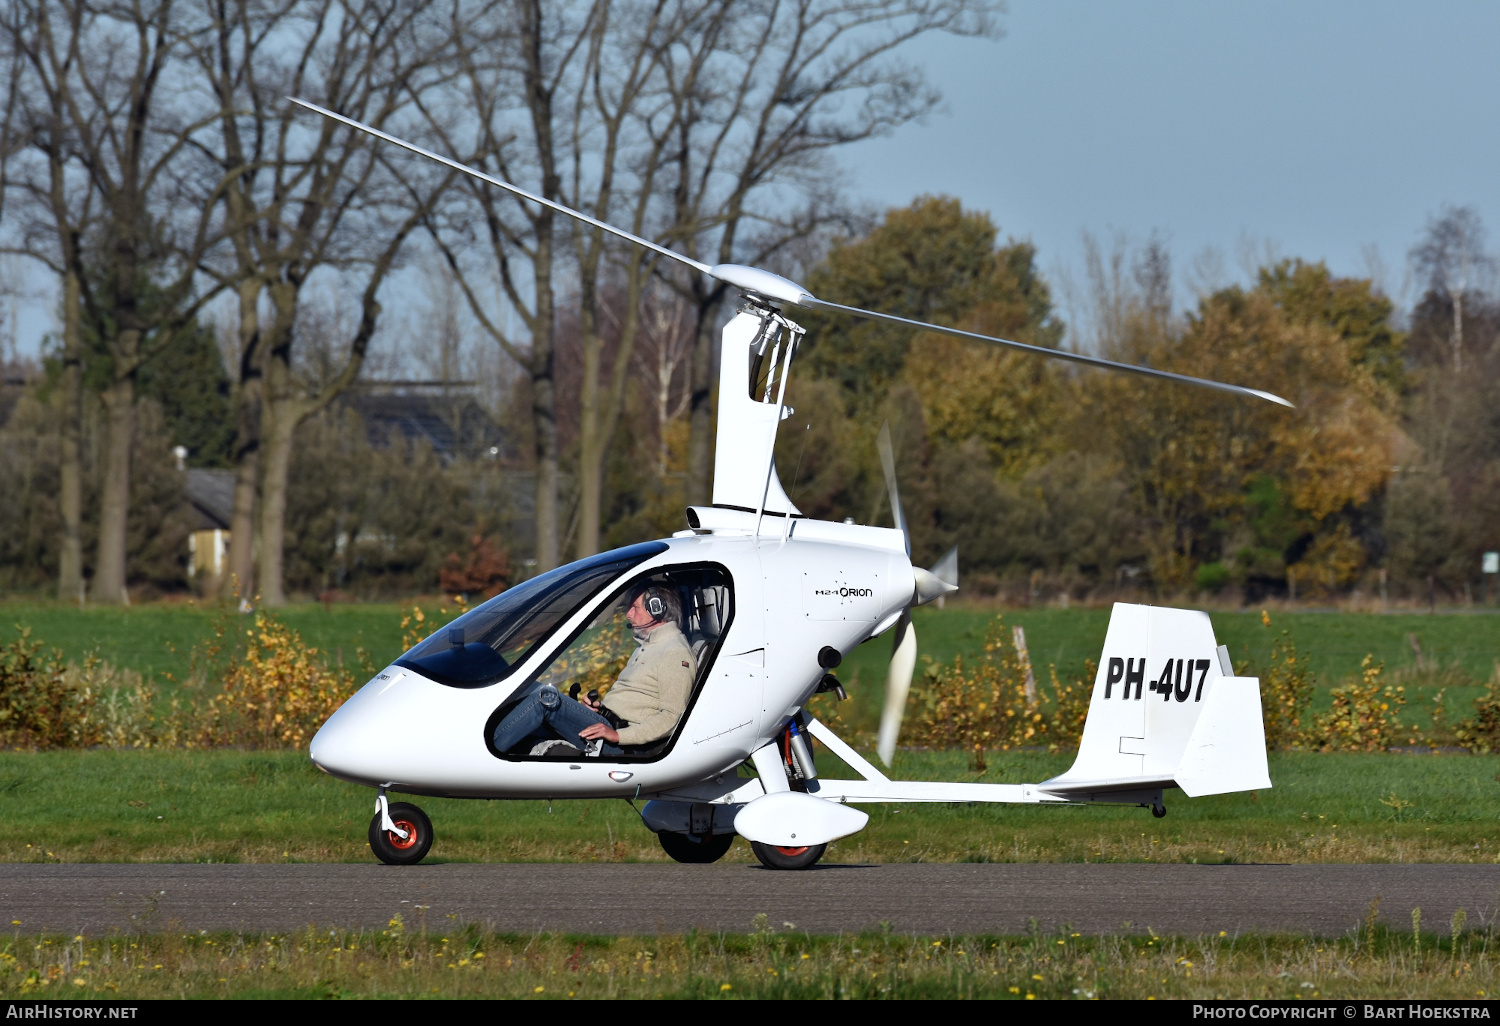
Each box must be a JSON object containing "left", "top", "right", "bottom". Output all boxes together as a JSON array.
[
  {"left": 840, "top": 604, "right": 1500, "bottom": 685},
  {"left": 5, "top": 600, "right": 1497, "bottom": 735},
  {"left": 2, "top": 749, "right": 1497, "bottom": 866},
  {"left": 6, "top": 600, "right": 1497, "bottom": 688},
  {"left": 0, "top": 600, "right": 410, "bottom": 682},
  {"left": 5, "top": 923, "right": 1497, "bottom": 998},
  {"left": 835, "top": 604, "right": 1500, "bottom": 732}
]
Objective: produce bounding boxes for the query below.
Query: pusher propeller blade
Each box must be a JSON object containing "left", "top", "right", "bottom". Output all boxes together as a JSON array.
[
  {"left": 931, "top": 545, "right": 958, "bottom": 589},
  {"left": 876, "top": 421, "right": 909, "bottom": 554},
  {"left": 878, "top": 611, "right": 917, "bottom": 768},
  {"left": 923, "top": 545, "right": 959, "bottom": 609}
]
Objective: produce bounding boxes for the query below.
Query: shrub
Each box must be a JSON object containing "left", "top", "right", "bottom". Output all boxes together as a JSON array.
[
  {"left": 195, "top": 612, "right": 361, "bottom": 749},
  {"left": 0, "top": 627, "right": 77, "bottom": 749},
  {"left": 1195, "top": 561, "right": 1231, "bottom": 593},
  {"left": 61, "top": 657, "right": 166, "bottom": 748},
  {"left": 545, "top": 610, "right": 633, "bottom": 699},
  {"left": 439, "top": 535, "right": 512, "bottom": 599},
  {"left": 0, "top": 628, "right": 165, "bottom": 749},
  {"left": 1258, "top": 612, "right": 1316, "bottom": 748},
  {"left": 1452, "top": 665, "right": 1500, "bottom": 754},
  {"left": 1306, "top": 656, "right": 1408, "bottom": 752},
  {"left": 903, "top": 615, "right": 1091, "bottom": 769}
]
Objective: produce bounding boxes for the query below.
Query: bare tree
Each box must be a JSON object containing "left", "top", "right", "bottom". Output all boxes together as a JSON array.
[
  {"left": 421, "top": 0, "right": 698, "bottom": 564},
  {"left": 1411, "top": 204, "right": 1493, "bottom": 376},
  {"left": 418, "top": 0, "right": 598, "bottom": 572},
  {"left": 2, "top": 0, "right": 228, "bottom": 603},
  {"left": 655, "top": 0, "right": 1001, "bottom": 506},
  {"left": 623, "top": 280, "right": 693, "bottom": 475},
  {"left": 0, "top": 26, "right": 89, "bottom": 602},
  {"left": 563, "top": 0, "right": 706, "bottom": 559},
  {"left": 427, "top": 0, "right": 996, "bottom": 566},
  {"left": 187, "top": 0, "right": 453, "bottom": 604},
  {"left": 1407, "top": 206, "right": 1496, "bottom": 479}
]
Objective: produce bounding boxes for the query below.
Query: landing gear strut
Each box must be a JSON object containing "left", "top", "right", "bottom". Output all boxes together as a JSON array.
[{"left": 369, "top": 792, "right": 433, "bottom": 865}]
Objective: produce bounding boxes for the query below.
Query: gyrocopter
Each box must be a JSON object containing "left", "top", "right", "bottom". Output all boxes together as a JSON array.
[{"left": 295, "top": 98, "right": 1282, "bottom": 869}]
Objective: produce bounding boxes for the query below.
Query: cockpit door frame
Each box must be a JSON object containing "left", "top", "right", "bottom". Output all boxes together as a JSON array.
[{"left": 483, "top": 560, "right": 738, "bottom": 763}]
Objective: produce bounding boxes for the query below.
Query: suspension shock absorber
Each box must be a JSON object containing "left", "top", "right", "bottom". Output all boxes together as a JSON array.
[{"left": 786, "top": 717, "right": 818, "bottom": 784}]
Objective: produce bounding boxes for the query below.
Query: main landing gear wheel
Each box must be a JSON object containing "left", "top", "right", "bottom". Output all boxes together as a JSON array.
[
  {"left": 749, "top": 840, "right": 827, "bottom": 870},
  {"left": 658, "top": 830, "right": 735, "bottom": 864},
  {"left": 369, "top": 801, "right": 433, "bottom": 865}
]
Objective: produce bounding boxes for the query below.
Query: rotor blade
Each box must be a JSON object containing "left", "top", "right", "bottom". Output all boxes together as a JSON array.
[
  {"left": 875, "top": 421, "right": 909, "bottom": 553},
  {"left": 288, "top": 98, "right": 712, "bottom": 276},
  {"left": 802, "top": 297, "right": 1293, "bottom": 408},
  {"left": 878, "top": 613, "right": 917, "bottom": 767}
]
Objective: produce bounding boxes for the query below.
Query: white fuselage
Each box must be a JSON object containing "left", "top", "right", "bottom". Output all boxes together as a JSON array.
[{"left": 309, "top": 509, "right": 913, "bottom": 800}]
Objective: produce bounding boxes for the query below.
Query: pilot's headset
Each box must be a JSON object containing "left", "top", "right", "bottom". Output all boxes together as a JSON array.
[{"left": 642, "top": 586, "right": 667, "bottom": 622}]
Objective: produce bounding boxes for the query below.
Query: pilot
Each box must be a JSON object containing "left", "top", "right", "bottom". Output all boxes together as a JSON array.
[{"left": 491, "top": 583, "right": 697, "bottom": 756}]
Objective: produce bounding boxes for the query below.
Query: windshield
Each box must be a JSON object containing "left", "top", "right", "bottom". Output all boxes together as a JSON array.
[{"left": 396, "top": 541, "right": 667, "bottom": 688}]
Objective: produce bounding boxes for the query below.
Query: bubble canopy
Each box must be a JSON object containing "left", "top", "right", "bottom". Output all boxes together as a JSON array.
[{"left": 396, "top": 542, "right": 668, "bottom": 688}]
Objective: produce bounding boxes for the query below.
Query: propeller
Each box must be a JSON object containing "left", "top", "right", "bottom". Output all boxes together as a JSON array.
[
  {"left": 929, "top": 545, "right": 959, "bottom": 609},
  {"left": 288, "top": 98, "right": 1295, "bottom": 410},
  {"left": 873, "top": 424, "right": 958, "bottom": 767},
  {"left": 875, "top": 423, "right": 912, "bottom": 767}
]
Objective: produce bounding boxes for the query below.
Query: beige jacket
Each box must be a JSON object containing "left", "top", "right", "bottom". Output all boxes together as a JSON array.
[{"left": 602, "top": 622, "right": 696, "bottom": 745}]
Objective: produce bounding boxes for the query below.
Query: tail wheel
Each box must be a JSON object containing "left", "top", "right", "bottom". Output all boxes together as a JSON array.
[
  {"left": 368, "top": 801, "right": 434, "bottom": 865},
  {"left": 658, "top": 830, "right": 735, "bottom": 864},
  {"left": 749, "top": 839, "right": 826, "bottom": 870}
]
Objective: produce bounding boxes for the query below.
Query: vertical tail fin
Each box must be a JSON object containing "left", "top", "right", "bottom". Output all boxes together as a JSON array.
[{"left": 1039, "top": 603, "right": 1271, "bottom": 799}]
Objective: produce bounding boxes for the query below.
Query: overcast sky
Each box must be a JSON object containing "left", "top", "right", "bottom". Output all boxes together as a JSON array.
[
  {"left": 8, "top": 1, "right": 1498, "bottom": 358},
  {"left": 843, "top": 0, "right": 1500, "bottom": 319}
]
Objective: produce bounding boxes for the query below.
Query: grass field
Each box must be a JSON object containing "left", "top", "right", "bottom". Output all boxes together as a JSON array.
[
  {"left": 4, "top": 923, "right": 1496, "bottom": 999},
  {"left": 3, "top": 599, "right": 1498, "bottom": 733},
  {"left": 3, "top": 604, "right": 1495, "bottom": 1000},
  {"left": 1, "top": 748, "right": 1497, "bottom": 866},
  {"left": 0, "top": 600, "right": 407, "bottom": 682}
]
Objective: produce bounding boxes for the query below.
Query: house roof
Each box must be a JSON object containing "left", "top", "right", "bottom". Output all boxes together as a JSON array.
[
  {"left": 340, "top": 387, "right": 513, "bottom": 461},
  {"left": 185, "top": 468, "right": 235, "bottom": 530}
]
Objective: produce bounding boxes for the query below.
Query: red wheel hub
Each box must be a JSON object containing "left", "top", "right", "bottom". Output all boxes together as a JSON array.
[
  {"left": 387, "top": 819, "right": 420, "bottom": 850},
  {"left": 774, "top": 845, "right": 809, "bottom": 857}
]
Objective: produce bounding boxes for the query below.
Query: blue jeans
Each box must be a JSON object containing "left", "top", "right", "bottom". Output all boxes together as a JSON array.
[{"left": 492, "top": 683, "right": 623, "bottom": 756}]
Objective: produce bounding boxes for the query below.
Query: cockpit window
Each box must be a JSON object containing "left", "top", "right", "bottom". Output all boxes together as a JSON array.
[{"left": 396, "top": 541, "right": 668, "bottom": 688}]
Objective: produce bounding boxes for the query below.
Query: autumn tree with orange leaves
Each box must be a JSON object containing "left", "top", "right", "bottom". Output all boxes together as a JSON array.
[{"left": 1086, "top": 259, "right": 1403, "bottom": 594}]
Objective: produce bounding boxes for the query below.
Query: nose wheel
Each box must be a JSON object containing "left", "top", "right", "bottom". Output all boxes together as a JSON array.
[{"left": 369, "top": 800, "right": 433, "bottom": 865}]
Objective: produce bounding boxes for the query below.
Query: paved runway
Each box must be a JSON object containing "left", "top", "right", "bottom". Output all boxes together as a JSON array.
[{"left": 4, "top": 863, "right": 1497, "bottom": 937}]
